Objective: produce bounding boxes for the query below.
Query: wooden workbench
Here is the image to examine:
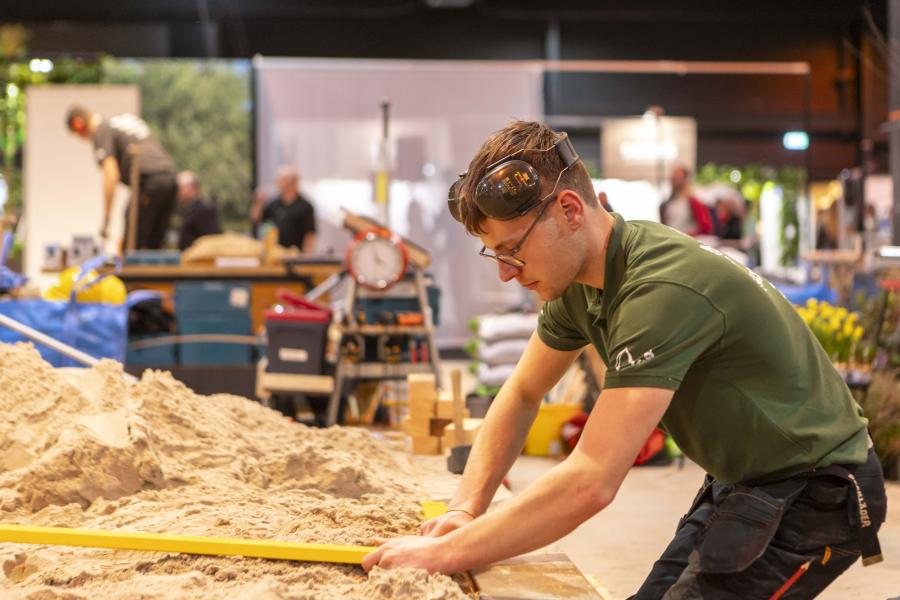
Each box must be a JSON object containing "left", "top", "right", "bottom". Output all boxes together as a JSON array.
[{"left": 112, "top": 259, "right": 344, "bottom": 332}]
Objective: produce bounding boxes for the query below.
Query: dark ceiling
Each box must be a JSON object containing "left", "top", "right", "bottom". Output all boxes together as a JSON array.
[
  {"left": 0, "top": 1, "right": 889, "bottom": 60},
  {"left": 2, "top": 0, "right": 891, "bottom": 178}
]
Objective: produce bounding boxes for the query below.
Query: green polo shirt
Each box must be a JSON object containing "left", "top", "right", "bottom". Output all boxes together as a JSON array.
[{"left": 537, "top": 214, "right": 869, "bottom": 485}]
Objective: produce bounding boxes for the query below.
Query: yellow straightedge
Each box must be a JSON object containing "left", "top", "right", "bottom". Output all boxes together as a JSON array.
[
  {"left": 421, "top": 500, "right": 448, "bottom": 521},
  {"left": 0, "top": 502, "right": 449, "bottom": 564},
  {"left": 0, "top": 524, "right": 374, "bottom": 565}
]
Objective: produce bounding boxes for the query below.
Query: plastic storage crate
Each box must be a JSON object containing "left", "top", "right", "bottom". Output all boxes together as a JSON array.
[
  {"left": 126, "top": 334, "right": 178, "bottom": 366},
  {"left": 264, "top": 290, "right": 332, "bottom": 375},
  {"left": 175, "top": 281, "right": 253, "bottom": 365}
]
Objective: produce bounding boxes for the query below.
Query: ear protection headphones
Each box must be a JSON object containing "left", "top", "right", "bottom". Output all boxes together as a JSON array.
[{"left": 448, "top": 132, "right": 580, "bottom": 223}]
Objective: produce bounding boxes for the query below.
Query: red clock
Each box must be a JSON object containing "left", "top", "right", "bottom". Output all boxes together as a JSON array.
[{"left": 345, "top": 228, "right": 409, "bottom": 290}]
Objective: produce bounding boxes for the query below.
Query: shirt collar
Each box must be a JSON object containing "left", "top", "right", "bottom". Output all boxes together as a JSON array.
[{"left": 586, "top": 213, "right": 627, "bottom": 323}]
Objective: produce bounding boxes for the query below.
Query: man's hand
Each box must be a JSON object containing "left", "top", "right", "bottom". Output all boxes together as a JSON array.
[
  {"left": 99, "top": 216, "right": 110, "bottom": 240},
  {"left": 420, "top": 510, "right": 474, "bottom": 537},
  {"left": 250, "top": 187, "right": 266, "bottom": 223},
  {"left": 362, "top": 535, "right": 455, "bottom": 574}
]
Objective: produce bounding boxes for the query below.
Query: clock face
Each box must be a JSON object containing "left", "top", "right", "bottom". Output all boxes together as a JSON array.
[{"left": 348, "top": 231, "right": 408, "bottom": 289}]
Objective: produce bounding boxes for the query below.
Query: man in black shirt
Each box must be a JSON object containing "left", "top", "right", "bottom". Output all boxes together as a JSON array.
[
  {"left": 176, "top": 171, "right": 222, "bottom": 251},
  {"left": 66, "top": 105, "right": 177, "bottom": 249},
  {"left": 251, "top": 166, "right": 317, "bottom": 252}
]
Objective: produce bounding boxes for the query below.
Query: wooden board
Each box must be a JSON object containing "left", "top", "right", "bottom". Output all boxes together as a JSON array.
[{"left": 472, "top": 551, "right": 603, "bottom": 600}]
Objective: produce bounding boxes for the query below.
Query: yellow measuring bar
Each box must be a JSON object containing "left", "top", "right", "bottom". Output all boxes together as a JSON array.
[
  {"left": 0, "top": 502, "right": 449, "bottom": 565},
  {"left": 421, "top": 500, "right": 448, "bottom": 521},
  {"left": 0, "top": 524, "right": 374, "bottom": 565}
]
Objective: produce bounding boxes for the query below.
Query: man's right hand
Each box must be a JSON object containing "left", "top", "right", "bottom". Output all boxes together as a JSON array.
[
  {"left": 99, "top": 217, "right": 110, "bottom": 240},
  {"left": 420, "top": 509, "right": 475, "bottom": 537}
]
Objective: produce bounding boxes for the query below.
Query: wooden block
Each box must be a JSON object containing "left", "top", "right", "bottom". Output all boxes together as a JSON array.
[
  {"left": 408, "top": 373, "right": 437, "bottom": 418},
  {"left": 408, "top": 373, "right": 437, "bottom": 395},
  {"left": 441, "top": 418, "right": 483, "bottom": 450},
  {"left": 436, "top": 398, "right": 469, "bottom": 420},
  {"left": 408, "top": 435, "right": 441, "bottom": 455},
  {"left": 409, "top": 396, "right": 435, "bottom": 419},
  {"left": 401, "top": 415, "right": 431, "bottom": 437}
]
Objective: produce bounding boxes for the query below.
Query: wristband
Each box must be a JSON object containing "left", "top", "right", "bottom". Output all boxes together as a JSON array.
[{"left": 445, "top": 508, "right": 476, "bottom": 519}]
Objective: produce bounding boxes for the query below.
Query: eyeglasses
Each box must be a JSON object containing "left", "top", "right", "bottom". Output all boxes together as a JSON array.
[{"left": 478, "top": 195, "right": 555, "bottom": 268}]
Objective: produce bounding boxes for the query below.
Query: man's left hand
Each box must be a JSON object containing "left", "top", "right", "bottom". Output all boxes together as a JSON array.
[{"left": 361, "top": 535, "right": 455, "bottom": 574}]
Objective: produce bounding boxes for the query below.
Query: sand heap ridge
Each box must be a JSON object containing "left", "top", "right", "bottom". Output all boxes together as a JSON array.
[{"left": 0, "top": 343, "right": 468, "bottom": 599}]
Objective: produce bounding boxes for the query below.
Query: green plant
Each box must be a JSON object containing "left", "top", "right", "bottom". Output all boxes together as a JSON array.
[
  {"left": 0, "top": 24, "right": 102, "bottom": 214},
  {"left": 853, "top": 369, "right": 900, "bottom": 478}
]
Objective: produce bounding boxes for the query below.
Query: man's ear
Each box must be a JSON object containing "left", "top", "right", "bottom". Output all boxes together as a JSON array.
[{"left": 556, "top": 189, "right": 585, "bottom": 228}]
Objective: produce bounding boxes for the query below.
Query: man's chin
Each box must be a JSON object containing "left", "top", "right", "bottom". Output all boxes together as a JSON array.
[{"left": 534, "top": 286, "right": 562, "bottom": 302}]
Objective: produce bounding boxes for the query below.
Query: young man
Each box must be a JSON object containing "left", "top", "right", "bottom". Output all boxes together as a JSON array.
[
  {"left": 66, "top": 106, "right": 177, "bottom": 249},
  {"left": 362, "top": 121, "right": 886, "bottom": 598}
]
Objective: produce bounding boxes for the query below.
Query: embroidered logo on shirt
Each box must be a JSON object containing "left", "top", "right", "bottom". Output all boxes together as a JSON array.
[{"left": 614, "top": 347, "right": 655, "bottom": 372}]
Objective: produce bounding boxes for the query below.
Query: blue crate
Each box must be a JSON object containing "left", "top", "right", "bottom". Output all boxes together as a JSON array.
[
  {"left": 126, "top": 335, "right": 178, "bottom": 366},
  {"left": 178, "top": 313, "right": 252, "bottom": 365},
  {"left": 175, "top": 281, "right": 252, "bottom": 315}
]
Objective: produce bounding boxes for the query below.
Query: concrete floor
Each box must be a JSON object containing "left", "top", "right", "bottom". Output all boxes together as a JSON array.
[{"left": 506, "top": 456, "right": 900, "bottom": 600}]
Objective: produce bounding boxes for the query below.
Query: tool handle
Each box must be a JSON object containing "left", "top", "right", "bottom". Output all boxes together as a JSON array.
[{"left": 451, "top": 368, "right": 465, "bottom": 446}]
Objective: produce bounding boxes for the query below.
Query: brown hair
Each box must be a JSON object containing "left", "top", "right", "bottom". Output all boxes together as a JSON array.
[{"left": 456, "top": 120, "right": 597, "bottom": 235}]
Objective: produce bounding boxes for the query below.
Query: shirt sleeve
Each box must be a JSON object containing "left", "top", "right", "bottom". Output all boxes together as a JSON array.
[
  {"left": 92, "top": 124, "right": 115, "bottom": 165},
  {"left": 536, "top": 298, "right": 588, "bottom": 351},
  {"left": 299, "top": 197, "right": 317, "bottom": 234},
  {"left": 603, "top": 282, "right": 724, "bottom": 390},
  {"left": 261, "top": 199, "right": 276, "bottom": 223}
]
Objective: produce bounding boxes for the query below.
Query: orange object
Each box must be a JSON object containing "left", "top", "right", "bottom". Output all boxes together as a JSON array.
[
  {"left": 396, "top": 312, "right": 424, "bottom": 326},
  {"left": 768, "top": 560, "right": 810, "bottom": 600}
]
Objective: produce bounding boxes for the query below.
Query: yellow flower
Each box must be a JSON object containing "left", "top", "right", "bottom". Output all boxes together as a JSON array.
[
  {"left": 806, "top": 298, "right": 818, "bottom": 309},
  {"left": 853, "top": 326, "right": 864, "bottom": 342},
  {"left": 836, "top": 307, "right": 849, "bottom": 320}
]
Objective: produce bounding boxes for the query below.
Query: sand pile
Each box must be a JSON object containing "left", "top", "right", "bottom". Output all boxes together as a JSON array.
[{"left": 0, "top": 343, "right": 468, "bottom": 599}]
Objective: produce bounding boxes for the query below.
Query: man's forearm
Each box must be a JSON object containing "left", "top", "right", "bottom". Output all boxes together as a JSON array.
[
  {"left": 303, "top": 232, "right": 317, "bottom": 254},
  {"left": 450, "top": 382, "right": 541, "bottom": 516},
  {"left": 443, "top": 448, "right": 613, "bottom": 572}
]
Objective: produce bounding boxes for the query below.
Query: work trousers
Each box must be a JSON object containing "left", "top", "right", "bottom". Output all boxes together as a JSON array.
[
  {"left": 124, "top": 172, "right": 177, "bottom": 250},
  {"left": 630, "top": 448, "right": 887, "bottom": 599}
]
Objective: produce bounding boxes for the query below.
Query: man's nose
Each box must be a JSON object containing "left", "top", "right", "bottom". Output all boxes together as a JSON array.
[{"left": 497, "top": 260, "right": 518, "bottom": 282}]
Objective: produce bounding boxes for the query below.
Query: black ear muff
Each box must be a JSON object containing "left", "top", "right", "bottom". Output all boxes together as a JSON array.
[
  {"left": 475, "top": 160, "right": 541, "bottom": 220},
  {"left": 447, "top": 172, "right": 466, "bottom": 223}
]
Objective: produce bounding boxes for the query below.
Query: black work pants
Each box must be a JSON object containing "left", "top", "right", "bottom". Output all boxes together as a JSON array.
[
  {"left": 124, "top": 172, "right": 177, "bottom": 250},
  {"left": 630, "top": 448, "right": 887, "bottom": 599}
]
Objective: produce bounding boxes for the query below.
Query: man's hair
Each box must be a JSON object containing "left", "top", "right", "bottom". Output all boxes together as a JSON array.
[
  {"left": 456, "top": 120, "right": 597, "bottom": 235},
  {"left": 177, "top": 170, "right": 199, "bottom": 189},
  {"left": 65, "top": 105, "right": 92, "bottom": 130}
]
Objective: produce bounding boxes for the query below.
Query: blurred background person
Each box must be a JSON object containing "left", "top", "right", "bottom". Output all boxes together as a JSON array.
[
  {"left": 176, "top": 170, "right": 221, "bottom": 251},
  {"left": 715, "top": 195, "right": 744, "bottom": 241},
  {"left": 250, "top": 165, "right": 316, "bottom": 253},
  {"left": 660, "top": 165, "right": 714, "bottom": 236},
  {"left": 66, "top": 105, "right": 177, "bottom": 249}
]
